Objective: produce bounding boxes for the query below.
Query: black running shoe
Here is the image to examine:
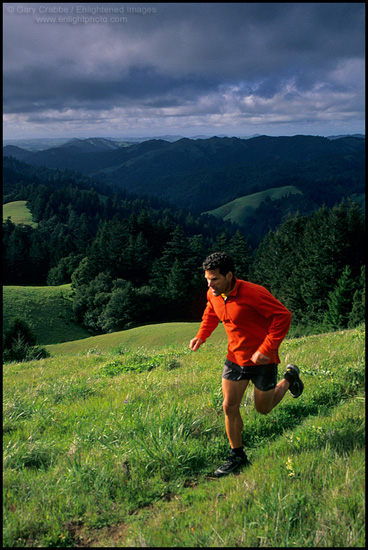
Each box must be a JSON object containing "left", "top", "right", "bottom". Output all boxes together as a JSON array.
[
  {"left": 213, "top": 454, "right": 248, "bottom": 477},
  {"left": 284, "top": 364, "right": 304, "bottom": 398}
]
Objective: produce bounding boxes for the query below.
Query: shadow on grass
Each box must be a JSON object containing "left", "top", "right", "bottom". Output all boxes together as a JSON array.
[{"left": 242, "top": 379, "right": 364, "bottom": 451}]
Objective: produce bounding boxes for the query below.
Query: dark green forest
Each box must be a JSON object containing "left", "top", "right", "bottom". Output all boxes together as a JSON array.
[
  {"left": 4, "top": 135, "right": 365, "bottom": 217},
  {"left": 3, "top": 146, "right": 365, "bottom": 337}
]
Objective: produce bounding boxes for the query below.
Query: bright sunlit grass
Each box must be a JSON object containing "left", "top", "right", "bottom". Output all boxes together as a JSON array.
[{"left": 3, "top": 325, "right": 365, "bottom": 547}]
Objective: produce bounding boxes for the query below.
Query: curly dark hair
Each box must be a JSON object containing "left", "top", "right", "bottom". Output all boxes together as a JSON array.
[{"left": 202, "top": 252, "right": 235, "bottom": 276}]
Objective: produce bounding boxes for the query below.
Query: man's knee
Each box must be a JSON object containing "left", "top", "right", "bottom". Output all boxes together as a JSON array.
[
  {"left": 254, "top": 402, "right": 272, "bottom": 415},
  {"left": 254, "top": 388, "right": 274, "bottom": 415},
  {"left": 222, "top": 400, "right": 239, "bottom": 417}
]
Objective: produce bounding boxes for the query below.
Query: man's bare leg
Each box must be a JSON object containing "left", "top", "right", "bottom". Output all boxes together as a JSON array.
[
  {"left": 254, "top": 364, "right": 305, "bottom": 415},
  {"left": 253, "top": 378, "right": 290, "bottom": 415},
  {"left": 213, "top": 377, "right": 250, "bottom": 477},
  {"left": 222, "top": 377, "right": 249, "bottom": 448}
]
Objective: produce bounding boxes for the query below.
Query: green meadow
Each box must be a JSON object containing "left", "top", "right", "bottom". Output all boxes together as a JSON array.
[
  {"left": 204, "top": 185, "right": 302, "bottom": 226},
  {"left": 3, "top": 304, "right": 365, "bottom": 547},
  {"left": 3, "top": 285, "right": 91, "bottom": 345},
  {"left": 3, "top": 201, "right": 38, "bottom": 228}
]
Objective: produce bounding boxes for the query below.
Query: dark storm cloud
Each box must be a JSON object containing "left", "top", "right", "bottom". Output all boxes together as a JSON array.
[
  {"left": 4, "top": 63, "right": 216, "bottom": 113},
  {"left": 3, "top": 2, "right": 365, "bottom": 137}
]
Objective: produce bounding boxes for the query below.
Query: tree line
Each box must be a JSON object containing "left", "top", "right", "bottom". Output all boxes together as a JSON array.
[
  {"left": 249, "top": 201, "right": 365, "bottom": 332},
  {"left": 3, "top": 159, "right": 365, "bottom": 338}
]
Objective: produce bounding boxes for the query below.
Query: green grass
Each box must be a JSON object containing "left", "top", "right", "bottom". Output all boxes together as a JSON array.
[
  {"left": 3, "top": 325, "right": 365, "bottom": 547},
  {"left": 204, "top": 185, "right": 302, "bottom": 225},
  {"left": 3, "top": 201, "right": 38, "bottom": 228},
  {"left": 45, "top": 321, "right": 227, "bottom": 356},
  {"left": 3, "top": 285, "right": 91, "bottom": 345}
]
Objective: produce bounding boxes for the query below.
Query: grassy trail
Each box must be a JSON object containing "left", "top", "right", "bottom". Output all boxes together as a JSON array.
[{"left": 3, "top": 326, "right": 365, "bottom": 547}]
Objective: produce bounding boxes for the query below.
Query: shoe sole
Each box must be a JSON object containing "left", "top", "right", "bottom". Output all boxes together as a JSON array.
[{"left": 286, "top": 364, "right": 304, "bottom": 398}]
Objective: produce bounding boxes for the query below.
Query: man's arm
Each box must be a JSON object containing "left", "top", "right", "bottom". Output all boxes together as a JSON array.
[
  {"left": 248, "top": 284, "right": 292, "bottom": 360},
  {"left": 189, "top": 297, "right": 219, "bottom": 351}
]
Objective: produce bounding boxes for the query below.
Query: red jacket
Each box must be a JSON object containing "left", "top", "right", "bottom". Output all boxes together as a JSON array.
[{"left": 196, "top": 278, "right": 291, "bottom": 366}]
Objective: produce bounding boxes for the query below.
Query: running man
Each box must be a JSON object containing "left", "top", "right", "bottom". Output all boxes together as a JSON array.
[{"left": 190, "top": 252, "right": 304, "bottom": 477}]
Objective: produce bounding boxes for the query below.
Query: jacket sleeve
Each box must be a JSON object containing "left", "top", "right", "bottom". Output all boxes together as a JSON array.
[
  {"left": 196, "top": 297, "right": 220, "bottom": 342},
  {"left": 251, "top": 288, "right": 292, "bottom": 358}
]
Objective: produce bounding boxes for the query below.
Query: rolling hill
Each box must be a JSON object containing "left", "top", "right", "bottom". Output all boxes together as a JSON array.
[
  {"left": 3, "top": 284, "right": 227, "bottom": 353},
  {"left": 3, "top": 285, "right": 91, "bottom": 345},
  {"left": 45, "top": 321, "right": 227, "bottom": 356},
  {"left": 204, "top": 185, "right": 303, "bottom": 226}
]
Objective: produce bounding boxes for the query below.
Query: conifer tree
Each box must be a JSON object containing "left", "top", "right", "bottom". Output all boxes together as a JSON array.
[
  {"left": 323, "top": 265, "right": 356, "bottom": 329},
  {"left": 249, "top": 214, "right": 306, "bottom": 319},
  {"left": 300, "top": 201, "right": 365, "bottom": 324},
  {"left": 348, "top": 265, "right": 365, "bottom": 328},
  {"left": 150, "top": 225, "right": 191, "bottom": 291},
  {"left": 228, "top": 230, "right": 252, "bottom": 279},
  {"left": 166, "top": 258, "right": 189, "bottom": 304},
  {"left": 3, "top": 318, "right": 49, "bottom": 362},
  {"left": 4, "top": 318, "right": 37, "bottom": 350}
]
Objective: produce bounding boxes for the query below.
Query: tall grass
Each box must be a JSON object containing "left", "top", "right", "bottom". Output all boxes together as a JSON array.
[{"left": 3, "top": 326, "right": 365, "bottom": 547}]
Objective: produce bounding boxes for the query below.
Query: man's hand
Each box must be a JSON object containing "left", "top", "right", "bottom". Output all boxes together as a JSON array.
[
  {"left": 189, "top": 337, "right": 204, "bottom": 351},
  {"left": 251, "top": 351, "right": 270, "bottom": 364}
]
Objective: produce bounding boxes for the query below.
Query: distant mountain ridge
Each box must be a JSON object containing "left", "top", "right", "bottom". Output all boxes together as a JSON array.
[
  {"left": 3, "top": 133, "right": 365, "bottom": 151},
  {"left": 3, "top": 135, "right": 365, "bottom": 215},
  {"left": 58, "top": 137, "right": 123, "bottom": 152}
]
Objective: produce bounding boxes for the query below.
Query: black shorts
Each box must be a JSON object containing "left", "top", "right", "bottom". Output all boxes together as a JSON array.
[{"left": 222, "top": 358, "right": 278, "bottom": 392}]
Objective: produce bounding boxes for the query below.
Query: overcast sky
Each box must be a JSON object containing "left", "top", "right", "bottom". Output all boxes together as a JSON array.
[{"left": 3, "top": 2, "right": 365, "bottom": 140}]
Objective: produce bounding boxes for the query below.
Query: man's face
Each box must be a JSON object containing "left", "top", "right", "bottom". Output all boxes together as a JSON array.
[{"left": 205, "top": 268, "right": 233, "bottom": 296}]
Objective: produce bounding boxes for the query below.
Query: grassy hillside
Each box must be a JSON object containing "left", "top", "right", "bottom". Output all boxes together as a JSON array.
[
  {"left": 3, "top": 285, "right": 225, "bottom": 350},
  {"left": 46, "top": 321, "right": 227, "bottom": 356},
  {"left": 204, "top": 185, "right": 302, "bottom": 225},
  {"left": 3, "top": 325, "right": 365, "bottom": 547},
  {"left": 3, "top": 200, "right": 38, "bottom": 227},
  {"left": 3, "top": 285, "right": 91, "bottom": 345}
]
